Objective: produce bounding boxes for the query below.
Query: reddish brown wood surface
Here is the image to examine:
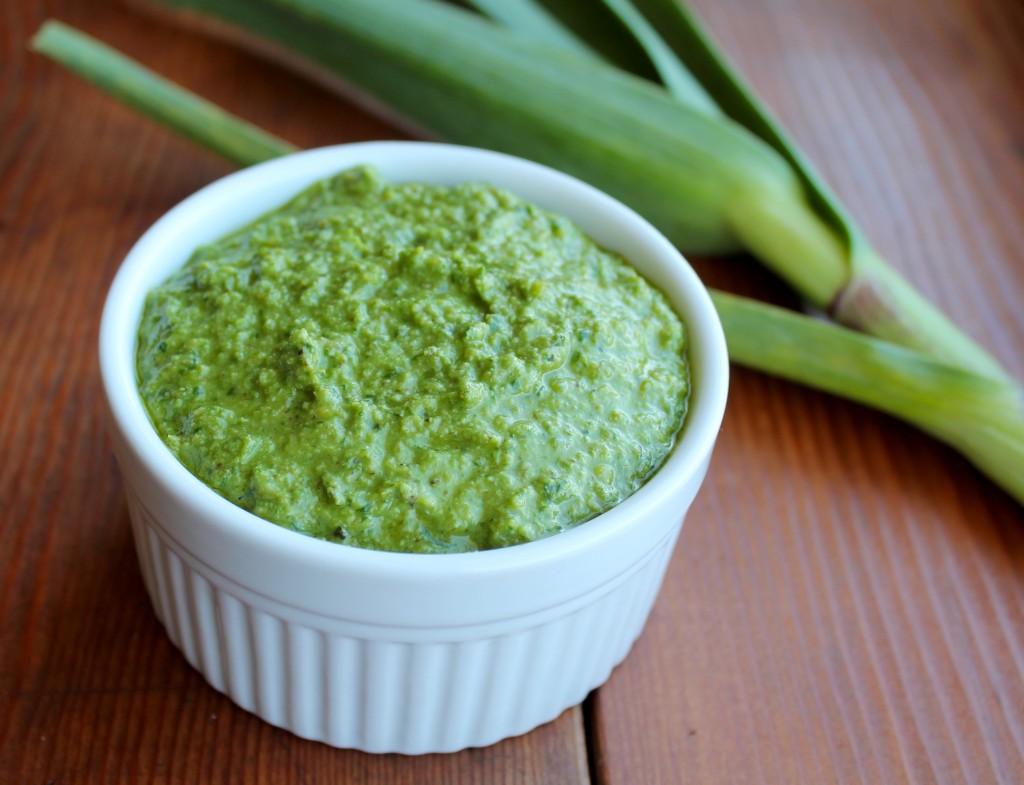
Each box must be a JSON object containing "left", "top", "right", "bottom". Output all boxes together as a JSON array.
[
  {"left": 592, "top": 0, "right": 1024, "bottom": 783},
  {"left": 2, "top": 0, "right": 1023, "bottom": 783}
]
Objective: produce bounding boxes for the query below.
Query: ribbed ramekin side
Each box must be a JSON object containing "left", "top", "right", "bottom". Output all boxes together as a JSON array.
[{"left": 126, "top": 497, "right": 681, "bottom": 753}]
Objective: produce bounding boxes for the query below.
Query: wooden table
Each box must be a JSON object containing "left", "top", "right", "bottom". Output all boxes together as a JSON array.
[{"left": 3, "top": 0, "right": 1022, "bottom": 781}]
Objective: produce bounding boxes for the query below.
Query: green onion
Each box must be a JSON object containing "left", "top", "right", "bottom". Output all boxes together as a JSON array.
[
  {"left": 134, "top": 0, "right": 1008, "bottom": 381},
  {"left": 555, "top": 0, "right": 1013, "bottom": 382},
  {"left": 713, "top": 291, "right": 1024, "bottom": 503},
  {"left": 148, "top": 0, "right": 802, "bottom": 258},
  {"left": 31, "top": 20, "right": 1024, "bottom": 503},
  {"left": 477, "top": 0, "right": 720, "bottom": 114},
  {"left": 461, "top": 0, "right": 596, "bottom": 60}
]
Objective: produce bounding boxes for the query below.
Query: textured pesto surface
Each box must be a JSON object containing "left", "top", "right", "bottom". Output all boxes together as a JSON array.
[{"left": 137, "top": 166, "right": 689, "bottom": 553}]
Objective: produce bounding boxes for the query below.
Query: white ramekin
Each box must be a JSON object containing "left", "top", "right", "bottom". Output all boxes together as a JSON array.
[{"left": 99, "top": 142, "right": 728, "bottom": 754}]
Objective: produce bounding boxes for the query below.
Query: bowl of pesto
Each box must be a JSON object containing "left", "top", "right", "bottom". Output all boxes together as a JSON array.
[{"left": 100, "top": 142, "right": 728, "bottom": 754}]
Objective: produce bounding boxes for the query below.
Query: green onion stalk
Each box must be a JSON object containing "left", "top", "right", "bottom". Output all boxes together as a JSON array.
[
  {"left": 30, "top": 19, "right": 296, "bottom": 164},
  {"left": 118, "top": 0, "right": 1012, "bottom": 382},
  {"left": 30, "top": 21, "right": 1024, "bottom": 504}
]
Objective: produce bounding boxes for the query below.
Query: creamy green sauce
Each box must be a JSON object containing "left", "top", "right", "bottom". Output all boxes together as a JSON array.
[{"left": 137, "top": 166, "right": 689, "bottom": 553}]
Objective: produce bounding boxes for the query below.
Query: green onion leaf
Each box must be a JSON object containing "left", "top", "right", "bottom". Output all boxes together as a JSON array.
[
  {"left": 713, "top": 291, "right": 1024, "bottom": 503},
  {"left": 146, "top": 0, "right": 805, "bottom": 256},
  {"left": 31, "top": 20, "right": 296, "bottom": 167},
  {"left": 461, "top": 0, "right": 596, "bottom": 59}
]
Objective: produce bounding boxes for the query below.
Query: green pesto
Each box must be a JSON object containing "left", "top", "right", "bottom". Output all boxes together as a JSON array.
[{"left": 136, "top": 166, "right": 689, "bottom": 553}]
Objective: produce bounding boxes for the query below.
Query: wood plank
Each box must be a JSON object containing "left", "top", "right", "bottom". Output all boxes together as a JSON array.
[
  {"left": 0, "top": 2, "right": 590, "bottom": 781},
  {"left": 591, "top": 0, "right": 1024, "bottom": 782}
]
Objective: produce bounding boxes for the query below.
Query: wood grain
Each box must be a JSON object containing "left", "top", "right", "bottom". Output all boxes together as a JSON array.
[
  {"left": 590, "top": 0, "right": 1024, "bottom": 783},
  {"left": 2, "top": 0, "right": 1023, "bottom": 783}
]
